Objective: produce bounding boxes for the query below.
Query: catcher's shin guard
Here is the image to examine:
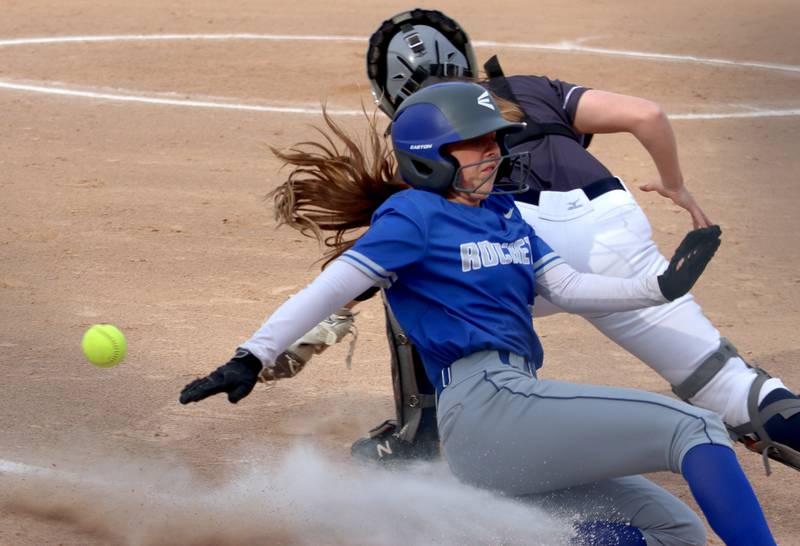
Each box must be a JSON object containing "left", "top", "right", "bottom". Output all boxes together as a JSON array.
[
  {"left": 258, "top": 307, "right": 357, "bottom": 383},
  {"left": 350, "top": 295, "right": 440, "bottom": 464},
  {"left": 728, "top": 370, "right": 800, "bottom": 475},
  {"left": 672, "top": 338, "right": 800, "bottom": 474},
  {"left": 383, "top": 296, "right": 437, "bottom": 445}
]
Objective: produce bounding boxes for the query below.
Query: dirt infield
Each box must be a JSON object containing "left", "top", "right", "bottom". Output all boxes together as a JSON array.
[{"left": 1, "top": 1, "right": 799, "bottom": 544}]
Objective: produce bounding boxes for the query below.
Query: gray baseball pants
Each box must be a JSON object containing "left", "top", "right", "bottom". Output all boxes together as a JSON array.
[{"left": 437, "top": 350, "right": 732, "bottom": 545}]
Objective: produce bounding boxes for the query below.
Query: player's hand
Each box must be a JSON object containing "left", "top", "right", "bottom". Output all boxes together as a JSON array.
[
  {"left": 657, "top": 225, "right": 721, "bottom": 301},
  {"left": 179, "top": 348, "right": 263, "bottom": 404},
  {"left": 639, "top": 182, "right": 712, "bottom": 229}
]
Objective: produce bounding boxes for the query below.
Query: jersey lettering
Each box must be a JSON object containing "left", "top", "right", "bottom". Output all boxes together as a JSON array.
[
  {"left": 460, "top": 243, "right": 482, "bottom": 272},
  {"left": 478, "top": 241, "right": 500, "bottom": 267},
  {"left": 461, "top": 236, "right": 533, "bottom": 272},
  {"left": 496, "top": 242, "right": 513, "bottom": 265},
  {"left": 521, "top": 236, "right": 532, "bottom": 264}
]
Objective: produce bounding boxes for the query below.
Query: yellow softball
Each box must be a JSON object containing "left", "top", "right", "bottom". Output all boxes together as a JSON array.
[{"left": 81, "top": 324, "right": 127, "bottom": 368}]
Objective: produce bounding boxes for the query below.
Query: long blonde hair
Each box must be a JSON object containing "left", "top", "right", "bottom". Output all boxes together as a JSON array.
[
  {"left": 268, "top": 89, "right": 523, "bottom": 267},
  {"left": 268, "top": 108, "right": 405, "bottom": 266}
]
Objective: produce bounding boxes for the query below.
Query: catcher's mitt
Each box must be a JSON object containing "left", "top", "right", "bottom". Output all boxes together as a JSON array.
[{"left": 258, "top": 307, "right": 357, "bottom": 383}]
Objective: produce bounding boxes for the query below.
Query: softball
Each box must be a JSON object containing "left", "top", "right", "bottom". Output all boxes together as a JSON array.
[{"left": 81, "top": 324, "right": 127, "bottom": 368}]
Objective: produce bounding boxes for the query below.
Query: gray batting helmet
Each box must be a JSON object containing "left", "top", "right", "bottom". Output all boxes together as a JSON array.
[
  {"left": 391, "top": 81, "right": 529, "bottom": 194},
  {"left": 366, "top": 9, "right": 478, "bottom": 117}
]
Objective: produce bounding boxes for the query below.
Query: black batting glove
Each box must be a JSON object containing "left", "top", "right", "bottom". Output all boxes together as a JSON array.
[
  {"left": 179, "top": 348, "right": 263, "bottom": 405},
  {"left": 657, "top": 225, "right": 722, "bottom": 301}
]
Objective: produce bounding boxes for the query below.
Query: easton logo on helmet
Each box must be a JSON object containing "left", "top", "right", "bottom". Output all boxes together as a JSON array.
[
  {"left": 477, "top": 90, "right": 495, "bottom": 111},
  {"left": 391, "top": 81, "right": 529, "bottom": 194}
]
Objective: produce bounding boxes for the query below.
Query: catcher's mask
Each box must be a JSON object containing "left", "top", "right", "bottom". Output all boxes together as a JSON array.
[
  {"left": 391, "top": 81, "right": 531, "bottom": 195},
  {"left": 366, "top": 9, "right": 477, "bottom": 118}
]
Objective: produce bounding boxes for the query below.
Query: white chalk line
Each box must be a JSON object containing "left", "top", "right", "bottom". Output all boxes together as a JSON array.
[
  {"left": 0, "top": 457, "right": 179, "bottom": 503},
  {"left": 671, "top": 109, "right": 800, "bottom": 120},
  {"left": 1, "top": 33, "right": 799, "bottom": 75},
  {"left": 0, "top": 33, "right": 366, "bottom": 47},
  {"left": 0, "top": 459, "right": 55, "bottom": 478},
  {"left": 474, "top": 39, "right": 800, "bottom": 74},
  {"left": 0, "top": 34, "right": 798, "bottom": 120},
  {"left": 1, "top": 79, "right": 797, "bottom": 120},
  {"left": 0, "top": 80, "right": 363, "bottom": 116}
]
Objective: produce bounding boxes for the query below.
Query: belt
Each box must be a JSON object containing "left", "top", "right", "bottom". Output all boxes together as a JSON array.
[
  {"left": 525, "top": 176, "right": 624, "bottom": 206},
  {"left": 440, "top": 350, "right": 535, "bottom": 392}
]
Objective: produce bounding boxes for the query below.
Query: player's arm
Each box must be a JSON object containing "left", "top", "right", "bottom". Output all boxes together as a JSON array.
[
  {"left": 179, "top": 260, "right": 376, "bottom": 404},
  {"left": 534, "top": 226, "right": 721, "bottom": 313},
  {"left": 573, "top": 90, "right": 711, "bottom": 229},
  {"left": 180, "top": 207, "right": 426, "bottom": 405}
]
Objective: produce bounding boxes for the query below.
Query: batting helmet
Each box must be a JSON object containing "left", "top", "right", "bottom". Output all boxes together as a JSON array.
[
  {"left": 391, "top": 81, "right": 529, "bottom": 194},
  {"left": 366, "top": 9, "right": 478, "bottom": 117}
]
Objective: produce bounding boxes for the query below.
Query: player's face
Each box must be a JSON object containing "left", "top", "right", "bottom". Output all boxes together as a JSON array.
[{"left": 446, "top": 132, "right": 501, "bottom": 206}]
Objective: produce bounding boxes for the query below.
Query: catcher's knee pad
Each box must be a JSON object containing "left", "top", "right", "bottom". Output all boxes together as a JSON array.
[
  {"left": 383, "top": 295, "right": 437, "bottom": 444},
  {"left": 671, "top": 338, "right": 738, "bottom": 403},
  {"left": 672, "top": 338, "right": 800, "bottom": 474}
]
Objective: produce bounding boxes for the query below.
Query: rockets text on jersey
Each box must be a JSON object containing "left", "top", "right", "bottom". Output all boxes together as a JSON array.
[{"left": 460, "top": 236, "right": 532, "bottom": 272}]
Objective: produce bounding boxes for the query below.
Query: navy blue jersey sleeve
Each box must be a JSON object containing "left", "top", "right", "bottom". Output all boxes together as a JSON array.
[
  {"left": 546, "top": 77, "right": 590, "bottom": 125},
  {"left": 545, "top": 77, "right": 593, "bottom": 148},
  {"left": 340, "top": 202, "right": 427, "bottom": 288},
  {"left": 505, "top": 75, "right": 591, "bottom": 145}
]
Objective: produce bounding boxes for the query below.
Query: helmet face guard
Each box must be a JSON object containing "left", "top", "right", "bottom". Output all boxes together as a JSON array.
[
  {"left": 366, "top": 9, "right": 477, "bottom": 117},
  {"left": 452, "top": 152, "right": 532, "bottom": 195},
  {"left": 391, "top": 82, "right": 529, "bottom": 195}
]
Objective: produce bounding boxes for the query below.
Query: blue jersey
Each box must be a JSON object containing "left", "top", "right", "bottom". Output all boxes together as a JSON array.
[{"left": 340, "top": 189, "right": 563, "bottom": 392}]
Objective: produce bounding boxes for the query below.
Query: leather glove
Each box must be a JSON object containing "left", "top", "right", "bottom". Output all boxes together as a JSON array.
[
  {"left": 657, "top": 225, "right": 722, "bottom": 301},
  {"left": 179, "top": 348, "right": 263, "bottom": 404}
]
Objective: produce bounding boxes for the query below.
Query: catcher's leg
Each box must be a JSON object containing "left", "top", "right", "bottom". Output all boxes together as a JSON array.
[
  {"left": 586, "top": 298, "right": 800, "bottom": 475},
  {"left": 518, "top": 193, "right": 800, "bottom": 474},
  {"left": 583, "top": 279, "right": 800, "bottom": 475},
  {"left": 350, "top": 297, "right": 440, "bottom": 464},
  {"left": 672, "top": 339, "right": 800, "bottom": 475}
]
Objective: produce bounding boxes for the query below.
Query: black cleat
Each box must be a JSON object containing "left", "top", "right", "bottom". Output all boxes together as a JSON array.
[{"left": 350, "top": 420, "right": 440, "bottom": 465}]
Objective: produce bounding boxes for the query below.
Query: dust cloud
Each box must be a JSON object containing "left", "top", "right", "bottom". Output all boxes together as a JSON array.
[{"left": 0, "top": 444, "right": 572, "bottom": 545}]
